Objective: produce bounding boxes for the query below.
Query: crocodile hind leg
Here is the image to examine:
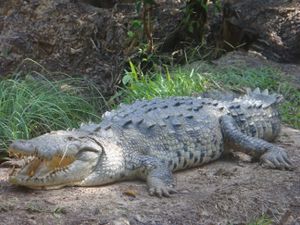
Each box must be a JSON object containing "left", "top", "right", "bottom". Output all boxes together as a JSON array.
[
  {"left": 133, "top": 156, "right": 177, "bottom": 197},
  {"left": 220, "top": 115, "right": 294, "bottom": 170}
]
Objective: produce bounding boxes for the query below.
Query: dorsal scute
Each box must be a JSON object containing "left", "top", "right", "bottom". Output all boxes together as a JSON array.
[
  {"left": 242, "top": 88, "right": 283, "bottom": 108},
  {"left": 100, "top": 96, "right": 201, "bottom": 131}
]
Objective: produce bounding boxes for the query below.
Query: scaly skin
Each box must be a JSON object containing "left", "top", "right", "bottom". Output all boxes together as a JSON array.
[{"left": 8, "top": 88, "right": 294, "bottom": 197}]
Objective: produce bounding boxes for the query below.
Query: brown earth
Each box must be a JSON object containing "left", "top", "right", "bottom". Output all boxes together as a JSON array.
[
  {"left": 0, "top": 0, "right": 130, "bottom": 95},
  {"left": 0, "top": 0, "right": 184, "bottom": 95},
  {"left": 1, "top": 0, "right": 299, "bottom": 95},
  {"left": 0, "top": 126, "right": 299, "bottom": 225},
  {"left": 219, "top": 0, "right": 300, "bottom": 63}
]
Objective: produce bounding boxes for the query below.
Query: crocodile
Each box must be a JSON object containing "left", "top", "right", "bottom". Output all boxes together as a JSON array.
[{"left": 8, "top": 88, "right": 294, "bottom": 197}]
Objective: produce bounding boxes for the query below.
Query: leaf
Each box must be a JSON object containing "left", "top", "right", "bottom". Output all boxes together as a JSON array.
[
  {"left": 129, "top": 60, "right": 138, "bottom": 80},
  {"left": 131, "top": 19, "right": 143, "bottom": 29},
  {"left": 122, "top": 74, "right": 132, "bottom": 86},
  {"left": 127, "top": 31, "right": 135, "bottom": 38}
]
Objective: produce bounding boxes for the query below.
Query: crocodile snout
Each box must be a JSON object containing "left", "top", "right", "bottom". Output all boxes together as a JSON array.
[{"left": 9, "top": 140, "right": 35, "bottom": 154}]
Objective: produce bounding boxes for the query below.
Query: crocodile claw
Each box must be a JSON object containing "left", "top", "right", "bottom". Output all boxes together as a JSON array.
[
  {"left": 147, "top": 177, "right": 177, "bottom": 197},
  {"left": 260, "top": 148, "right": 294, "bottom": 170},
  {"left": 149, "top": 186, "right": 177, "bottom": 198}
]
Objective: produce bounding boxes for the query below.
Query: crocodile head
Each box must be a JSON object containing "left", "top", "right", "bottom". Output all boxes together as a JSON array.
[{"left": 8, "top": 130, "right": 102, "bottom": 189}]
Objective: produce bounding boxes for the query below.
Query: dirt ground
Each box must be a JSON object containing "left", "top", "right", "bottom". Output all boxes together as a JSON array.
[
  {"left": 0, "top": 0, "right": 184, "bottom": 95},
  {"left": 0, "top": 126, "right": 299, "bottom": 225}
]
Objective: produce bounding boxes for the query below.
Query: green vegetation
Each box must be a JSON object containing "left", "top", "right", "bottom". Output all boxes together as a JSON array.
[
  {"left": 247, "top": 215, "right": 273, "bottom": 225},
  {"left": 118, "top": 61, "right": 300, "bottom": 128},
  {"left": 0, "top": 76, "right": 104, "bottom": 153},
  {"left": 119, "top": 61, "right": 209, "bottom": 102}
]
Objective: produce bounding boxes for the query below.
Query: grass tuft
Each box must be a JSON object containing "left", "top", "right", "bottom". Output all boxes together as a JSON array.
[
  {"left": 247, "top": 215, "right": 273, "bottom": 225},
  {"left": 0, "top": 76, "right": 104, "bottom": 152},
  {"left": 119, "top": 61, "right": 209, "bottom": 103}
]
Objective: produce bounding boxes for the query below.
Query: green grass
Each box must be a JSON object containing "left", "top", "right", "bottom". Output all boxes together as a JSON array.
[
  {"left": 247, "top": 215, "right": 273, "bottom": 225},
  {"left": 120, "top": 69, "right": 209, "bottom": 103},
  {"left": 118, "top": 61, "right": 300, "bottom": 128},
  {"left": 118, "top": 61, "right": 209, "bottom": 103},
  {"left": 0, "top": 76, "right": 104, "bottom": 154}
]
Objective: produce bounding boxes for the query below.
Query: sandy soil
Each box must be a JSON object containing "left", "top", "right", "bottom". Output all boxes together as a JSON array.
[{"left": 0, "top": 126, "right": 299, "bottom": 225}]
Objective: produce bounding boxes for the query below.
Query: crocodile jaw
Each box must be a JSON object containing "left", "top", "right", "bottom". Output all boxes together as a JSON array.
[
  {"left": 8, "top": 149, "right": 99, "bottom": 189},
  {"left": 8, "top": 132, "right": 101, "bottom": 189}
]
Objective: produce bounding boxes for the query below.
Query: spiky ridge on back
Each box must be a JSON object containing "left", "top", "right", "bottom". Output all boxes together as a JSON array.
[
  {"left": 243, "top": 87, "right": 283, "bottom": 108},
  {"left": 229, "top": 88, "right": 282, "bottom": 141},
  {"left": 97, "top": 96, "right": 230, "bottom": 142},
  {"left": 77, "top": 88, "right": 282, "bottom": 143},
  {"left": 94, "top": 88, "right": 281, "bottom": 136}
]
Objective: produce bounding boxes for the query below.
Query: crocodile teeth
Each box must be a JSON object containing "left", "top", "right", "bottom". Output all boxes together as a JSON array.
[{"left": 9, "top": 153, "right": 76, "bottom": 179}]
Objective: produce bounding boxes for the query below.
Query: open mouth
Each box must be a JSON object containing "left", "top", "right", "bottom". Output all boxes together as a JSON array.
[
  {"left": 9, "top": 152, "right": 75, "bottom": 176},
  {"left": 7, "top": 134, "right": 101, "bottom": 189},
  {"left": 8, "top": 149, "right": 76, "bottom": 188}
]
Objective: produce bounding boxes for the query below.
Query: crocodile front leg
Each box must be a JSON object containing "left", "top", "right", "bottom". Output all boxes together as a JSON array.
[
  {"left": 220, "top": 115, "right": 294, "bottom": 170},
  {"left": 133, "top": 156, "right": 177, "bottom": 197}
]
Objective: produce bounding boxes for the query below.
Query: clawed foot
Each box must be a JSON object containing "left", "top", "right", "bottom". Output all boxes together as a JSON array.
[
  {"left": 147, "top": 177, "right": 177, "bottom": 197},
  {"left": 260, "top": 148, "right": 294, "bottom": 170}
]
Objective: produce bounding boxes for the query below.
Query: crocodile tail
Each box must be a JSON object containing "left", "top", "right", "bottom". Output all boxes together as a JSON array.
[{"left": 244, "top": 87, "right": 283, "bottom": 107}]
